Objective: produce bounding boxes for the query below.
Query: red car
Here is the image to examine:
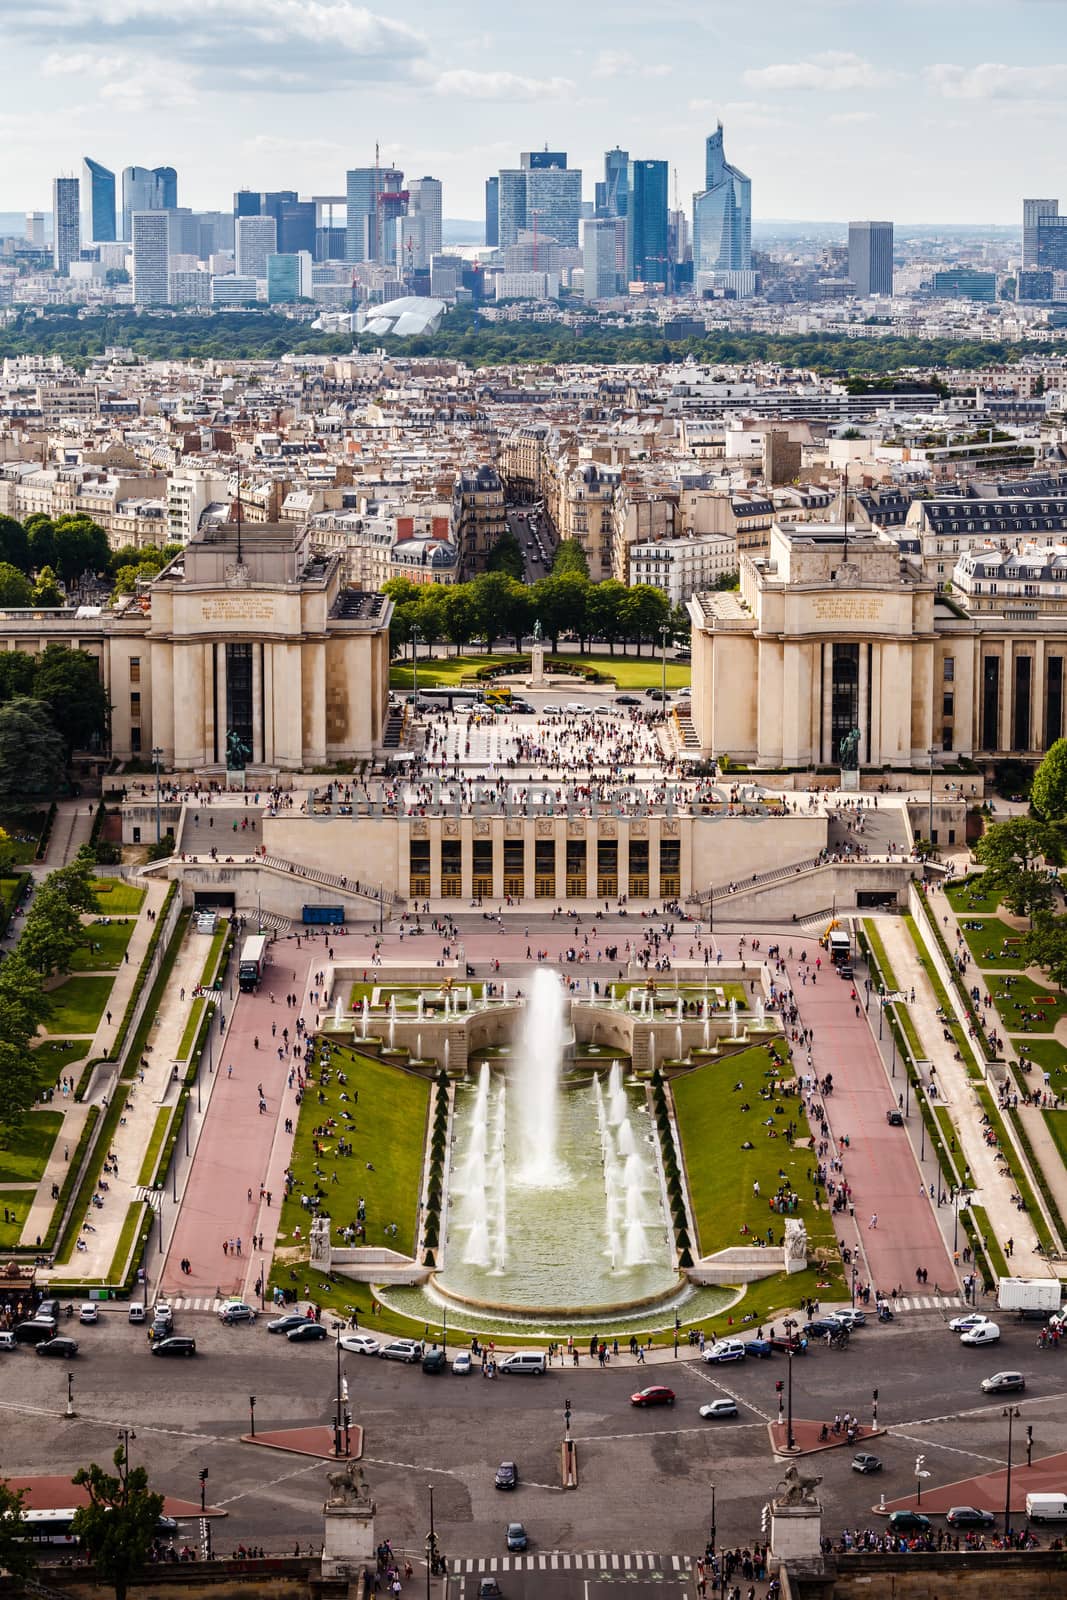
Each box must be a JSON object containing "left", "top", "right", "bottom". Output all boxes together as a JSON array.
[{"left": 630, "top": 1385, "right": 675, "bottom": 1407}]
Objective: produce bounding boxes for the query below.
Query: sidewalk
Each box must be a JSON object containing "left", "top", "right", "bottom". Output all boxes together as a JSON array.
[
  {"left": 84, "top": 878, "right": 170, "bottom": 1064},
  {"left": 42, "top": 800, "right": 95, "bottom": 869}
]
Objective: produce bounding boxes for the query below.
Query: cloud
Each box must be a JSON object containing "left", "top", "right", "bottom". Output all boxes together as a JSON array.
[
  {"left": 591, "top": 50, "right": 671, "bottom": 80},
  {"left": 926, "top": 61, "right": 1067, "bottom": 99},
  {"left": 42, "top": 48, "right": 126, "bottom": 76},
  {"left": 4, "top": 0, "right": 427, "bottom": 90},
  {"left": 827, "top": 110, "right": 876, "bottom": 124},
  {"left": 432, "top": 68, "right": 574, "bottom": 101},
  {"left": 689, "top": 97, "right": 782, "bottom": 128},
  {"left": 99, "top": 65, "right": 197, "bottom": 110},
  {"left": 743, "top": 51, "right": 888, "bottom": 91}
]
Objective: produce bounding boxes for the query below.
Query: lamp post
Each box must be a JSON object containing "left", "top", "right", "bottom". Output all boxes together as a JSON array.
[
  {"left": 424, "top": 1485, "right": 437, "bottom": 1600},
  {"left": 659, "top": 625, "right": 670, "bottom": 706},
  {"left": 334, "top": 1329, "right": 343, "bottom": 1457},
  {"left": 928, "top": 745, "right": 939, "bottom": 851},
  {"left": 412, "top": 627, "right": 422, "bottom": 703},
  {"left": 66, "top": 1370, "right": 76, "bottom": 1418},
  {"left": 152, "top": 747, "right": 164, "bottom": 844},
  {"left": 117, "top": 1426, "right": 136, "bottom": 1466},
  {"left": 1004, "top": 1405, "right": 1021, "bottom": 1542},
  {"left": 248, "top": 1395, "right": 256, "bottom": 1438},
  {"left": 786, "top": 1346, "right": 796, "bottom": 1452},
  {"left": 878, "top": 990, "right": 885, "bottom": 1040},
  {"left": 915, "top": 1453, "right": 929, "bottom": 1505},
  {"left": 709, "top": 1483, "right": 716, "bottom": 1557},
  {"left": 919, "top": 1093, "right": 926, "bottom": 1162}
]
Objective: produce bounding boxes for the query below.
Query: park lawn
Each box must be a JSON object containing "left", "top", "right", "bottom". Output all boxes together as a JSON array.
[
  {"left": 0, "top": 1111, "right": 63, "bottom": 1182},
  {"left": 968, "top": 1203, "right": 1010, "bottom": 1281},
  {"left": 389, "top": 651, "right": 691, "bottom": 693},
  {"left": 945, "top": 877, "right": 1002, "bottom": 915},
  {"left": 0, "top": 1192, "right": 31, "bottom": 1249},
  {"left": 610, "top": 980, "right": 749, "bottom": 1006},
  {"left": 27, "top": 1041, "right": 87, "bottom": 1100},
  {"left": 69, "top": 918, "right": 137, "bottom": 971},
  {"left": 0, "top": 876, "right": 22, "bottom": 920},
  {"left": 177, "top": 998, "right": 206, "bottom": 1061},
  {"left": 958, "top": 916, "right": 1027, "bottom": 969},
  {"left": 347, "top": 981, "right": 485, "bottom": 1008},
  {"left": 987, "top": 973, "right": 1067, "bottom": 1033},
  {"left": 42, "top": 976, "right": 114, "bottom": 1034},
  {"left": 671, "top": 1044, "right": 837, "bottom": 1261},
  {"left": 89, "top": 879, "right": 146, "bottom": 914},
  {"left": 1042, "top": 1113, "right": 1067, "bottom": 1181},
  {"left": 137, "top": 1107, "right": 173, "bottom": 1187},
  {"left": 277, "top": 1045, "right": 430, "bottom": 1257},
  {"left": 1010, "top": 1036, "right": 1067, "bottom": 1093},
  {"left": 199, "top": 926, "right": 228, "bottom": 986}
]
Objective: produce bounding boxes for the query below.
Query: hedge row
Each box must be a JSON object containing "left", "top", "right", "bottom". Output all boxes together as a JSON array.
[
  {"left": 650, "top": 1070, "right": 692, "bottom": 1268},
  {"left": 422, "top": 1072, "right": 450, "bottom": 1265}
]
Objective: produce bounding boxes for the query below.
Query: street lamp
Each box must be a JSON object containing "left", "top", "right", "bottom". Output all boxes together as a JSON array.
[
  {"left": 152, "top": 747, "right": 164, "bottom": 844},
  {"left": 117, "top": 1427, "right": 136, "bottom": 1466},
  {"left": 709, "top": 1483, "right": 716, "bottom": 1558},
  {"left": 915, "top": 1452, "right": 930, "bottom": 1505},
  {"left": 928, "top": 745, "right": 939, "bottom": 851},
  {"left": 658, "top": 624, "right": 671, "bottom": 705},
  {"left": 248, "top": 1396, "right": 256, "bottom": 1438},
  {"left": 66, "top": 1370, "right": 75, "bottom": 1418},
  {"left": 1004, "top": 1405, "right": 1021, "bottom": 1542},
  {"left": 412, "top": 626, "right": 422, "bottom": 703},
  {"left": 786, "top": 1346, "right": 796, "bottom": 1452},
  {"left": 424, "top": 1485, "right": 437, "bottom": 1600},
  {"left": 334, "top": 1328, "right": 344, "bottom": 1457}
]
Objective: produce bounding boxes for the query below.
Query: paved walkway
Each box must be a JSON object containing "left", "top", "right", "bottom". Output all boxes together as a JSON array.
[{"left": 42, "top": 799, "right": 95, "bottom": 869}]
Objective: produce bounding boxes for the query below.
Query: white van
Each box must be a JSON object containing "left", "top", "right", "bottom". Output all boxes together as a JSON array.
[
  {"left": 1026, "top": 1493, "right": 1067, "bottom": 1522},
  {"left": 127, "top": 1301, "right": 146, "bottom": 1324},
  {"left": 959, "top": 1320, "right": 1000, "bottom": 1346},
  {"left": 499, "top": 1352, "right": 547, "bottom": 1376}
]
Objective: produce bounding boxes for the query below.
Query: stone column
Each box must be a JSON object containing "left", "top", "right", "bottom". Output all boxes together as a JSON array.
[
  {"left": 215, "top": 643, "right": 227, "bottom": 766},
  {"left": 769, "top": 1497, "right": 823, "bottom": 1574},
  {"left": 262, "top": 646, "right": 275, "bottom": 766},
  {"left": 820, "top": 644, "right": 833, "bottom": 765},
  {"left": 305, "top": 644, "right": 327, "bottom": 769},
  {"left": 251, "top": 643, "right": 263, "bottom": 766},
  {"left": 321, "top": 1473, "right": 376, "bottom": 1580}
]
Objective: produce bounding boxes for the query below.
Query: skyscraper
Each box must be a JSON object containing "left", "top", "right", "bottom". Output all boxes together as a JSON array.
[
  {"left": 235, "top": 215, "right": 277, "bottom": 278},
  {"left": 497, "top": 170, "right": 527, "bottom": 250},
  {"left": 626, "top": 160, "right": 669, "bottom": 286},
  {"left": 345, "top": 165, "right": 405, "bottom": 263},
  {"left": 122, "top": 165, "right": 177, "bottom": 240},
  {"left": 525, "top": 164, "right": 582, "bottom": 249},
  {"left": 1023, "top": 199, "right": 1059, "bottom": 269},
  {"left": 408, "top": 178, "right": 443, "bottom": 260},
  {"left": 522, "top": 150, "right": 567, "bottom": 170},
  {"left": 52, "top": 177, "right": 80, "bottom": 273},
  {"left": 485, "top": 177, "right": 499, "bottom": 248},
  {"left": 81, "top": 157, "right": 116, "bottom": 243},
  {"left": 848, "top": 220, "right": 894, "bottom": 297},
  {"left": 596, "top": 148, "right": 629, "bottom": 218},
  {"left": 692, "top": 124, "right": 751, "bottom": 274},
  {"left": 132, "top": 211, "right": 170, "bottom": 305},
  {"left": 583, "top": 218, "right": 620, "bottom": 299}
]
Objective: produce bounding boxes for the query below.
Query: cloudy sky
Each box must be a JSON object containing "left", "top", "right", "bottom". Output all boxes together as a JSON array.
[{"left": 1, "top": 0, "right": 1062, "bottom": 224}]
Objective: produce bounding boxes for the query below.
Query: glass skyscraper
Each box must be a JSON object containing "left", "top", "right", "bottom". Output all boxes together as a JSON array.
[
  {"left": 52, "top": 177, "right": 80, "bottom": 274},
  {"left": 81, "top": 157, "right": 116, "bottom": 243},
  {"left": 692, "top": 123, "right": 751, "bottom": 274},
  {"left": 625, "top": 159, "right": 669, "bottom": 286},
  {"left": 122, "top": 165, "right": 177, "bottom": 241},
  {"left": 485, "top": 177, "right": 499, "bottom": 248},
  {"left": 848, "top": 220, "right": 894, "bottom": 297}
]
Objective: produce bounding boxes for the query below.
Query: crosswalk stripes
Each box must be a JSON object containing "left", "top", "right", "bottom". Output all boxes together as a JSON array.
[
  {"left": 169, "top": 1296, "right": 225, "bottom": 1312},
  {"left": 895, "top": 1295, "right": 966, "bottom": 1312},
  {"left": 133, "top": 1186, "right": 162, "bottom": 1209},
  {"left": 452, "top": 1552, "right": 690, "bottom": 1575}
]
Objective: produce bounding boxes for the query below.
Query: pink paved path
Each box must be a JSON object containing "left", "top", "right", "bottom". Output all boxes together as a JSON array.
[{"left": 162, "top": 944, "right": 315, "bottom": 1298}]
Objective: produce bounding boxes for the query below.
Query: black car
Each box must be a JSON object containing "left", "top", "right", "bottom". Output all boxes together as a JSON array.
[
  {"left": 36, "top": 1299, "right": 61, "bottom": 1323},
  {"left": 14, "top": 1319, "right": 57, "bottom": 1345},
  {"left": 267, "top": 1314, "right": 309, "bottom": 1336},
  {"left": 150, "top": 1336, "right": 197, "bottom": 1358},
  {"left": 287, "top": 1322, "right": 328, "bottom": 1342},
  {"left": 616, "top": 695, "right": 640, "bottom": 707},
  {"left": 37, "top": 1337, "right": 79, "bottom": 1358},
  {"left": 946, "top": 1506, "right": 997, "bottom": 1530},
  {"left": 803, "top": 1318, "right": 842, "bottom": 1338},
  {"left": 886, "top": 1109, "right": 904, "bottom": 1126},
  {"left": 494, "top": 1461, "right": 518, "bottom": 1491}
]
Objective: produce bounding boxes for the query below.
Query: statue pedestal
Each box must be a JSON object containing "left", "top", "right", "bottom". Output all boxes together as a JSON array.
[
  {"left": 770, "top": 1501, "right": 823, "bottom": 1571},
  {"left": 839, "top": 767, "right": 859, "bottom": 792},
  {"left": 783, "top": 1217, "right": 808, "bottom": 1275},
  {"left": 529, "top": 642, "right": 547, "bottom": 687},
  {"left": 321, "top": 1500, "right": 376, "bottom": 1579}
]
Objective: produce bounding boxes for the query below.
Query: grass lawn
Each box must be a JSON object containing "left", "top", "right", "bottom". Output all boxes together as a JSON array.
[
  {"left": 1011, "top": 1036, "right": 1067, "bottom": 1093},
  {"left": 0, "top": 1192, "right": 31, "bottom": 1248},
  {"left": 610, "top": 980, "right": 749, "bottom": 1007},
  {"left": 276, "top": 1044, "right": 430, "bottom": 1257},
  {"left": 671, "top": 1044, "right": 838, "bottom": 1262},
  {"left": 946, "top": 877, "right": 1002, "bottom": 915},
  {"left": 89, "top": 879, "right": 146, "bottom": 914},
  {"left": 28, "top": 1040, "right": 87, "bottom": 1099},
  {"left": 347, "top": 981, "right": 485, "bottom": 1008},
  {"left": 0, "top": 876, "right": 23, "bottom": 920},
  {"left": 1042, "top": 1113, "right": 1067, "bottom": 1180},
  {"left": 43, "top": 976, "right": 114, "bottom": 1034},
  {"left": 0, "top": 813, "right": 47, "bottom": 863},
  {"left": 987, "top": 973, "right": 1067, "bottom": 1033},
  {"left": 958, "top": 916, "right": 1027, "bottom": 969},
  {"left": 69, "top": 918, "right": 137, "bottom": 971},
  {"left": 199, "top": 926, "right": 228, "bottom": 986},
  {"left": 137, "top": 1107, "right": 173, "bottom": 1187},
  {"left": 389, "top": 651, "right": 691, "bottom": 692},
  {"left": 968, "top": 1203, "right": 1010, "bottom": 1280},
  {"left": 0, "top": 1111, "right": 63, "bottom": 1182},
  {"left": 177, "top": 998, "right": 206, "bottom": 1061}
]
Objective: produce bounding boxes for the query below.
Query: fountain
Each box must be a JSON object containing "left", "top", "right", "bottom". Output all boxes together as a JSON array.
[
  {"left": 703, "top": 1017, "right": 710, "bottom": 1051},
  {"left": 416, "top": 1032, "right": 423, "bottom": 1062},
  {"left": 360, "top": 997, "right": 369, "bottom": 1039},
  {"left": 755, "top": 997, "right": 766, "bottom": 1030},
  {"left": 334, "top": 996, "right": 343, "bottom": 1028},
  {"left": 389, "top": 995, "right": 397, "bottom": 1020},
  {"left": 466, "top": 986, "right": 474, "bottom": 1010},
  {"left": 675, "top": 1023, "right": 683, "bottom": 1061},
  {"left": 648, "top": 1028, "right": 656, "bottom": 1069},
  {"left": 388, "top": 1017, "right": 396, "bottom": 1051},
  {"left": 443, "top": 1037, "right": 450, "bottom": 1073},
  {"left": 676, "top": 995, "right": 683, "bottom": 1021},
  {"left": 729, "top": 998, "right": 740, "bottom": 1039},
  {"left": 417, "top": 994, "right": 424, "bottom": 1020},
  {"left": 511, "top": 969, "right": 564, "bottom": 1185}
]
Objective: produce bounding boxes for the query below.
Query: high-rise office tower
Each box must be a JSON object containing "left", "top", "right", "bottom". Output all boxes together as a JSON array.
[
  {"left": 496, "top": 155, "right": 582, "bottom": 251},
  {"left": 80, "top": 158, "right": 116, "bottom": 243},
  {"left": 234, "top": 189, "right": 262, "bottom": 219},
  {"left": 596, "top": 148, "right": 629, "bottom": 218},
  {"left": 235, "top": 215, "right": 277, "bottom": 278},
  {"left": 522, "top": 150, "right": 568, "bottom": 170},
  {"left": 266, "top": 252, "right": 312, "bottom": 303},
  {"left": 625, "top": 159, "right": 669, "bottom": 286},
  {"left": 132, "top": 211, "right": 170, "bottom": 304},
  {"left": 1023, "top": 199, "right": 1059, "bottom": 269},
  {"left": 52, "top": 177, "right": 80, "bottom": 273},
  {"left": 25, "top": 212, "right": 45, "bottom": 247},
  {"left": 122, "top": 165, "right": 177, "bottom": 240},
  {"left": 497, "top": 170, "right": 527, "bottom": 250},
  {"left": 345, "top": 165, "right": 406, "bottom": 264},
  {"left": 485, "top": 177, "right": 499, "bottom": 248},
  {"left": 408, "top": 178, "right": 443, "bottom": 260},
  {"left": 848, "top": 220, "right": 894, "bottom": 296},
  {"left": 276, "top": 200, "right": 315, "bottom": 256},
  {"left": 583, "top": 218, "right": 620, "bottom": 299},
  {"left": 692, "top": 123, "right": 751, "bottom": 274}
]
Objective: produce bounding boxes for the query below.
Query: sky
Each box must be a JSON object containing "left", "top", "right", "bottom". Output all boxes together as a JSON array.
[{"left": 1, "top": 0, "right": 1064, "bottom": 226}]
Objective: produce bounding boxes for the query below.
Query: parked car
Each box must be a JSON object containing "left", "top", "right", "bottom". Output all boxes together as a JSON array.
[
  {"left": 218, "top": 1301, "right": 257, "bottom": 1325},
  {"left": 267, "top": 1314, "right": 308, "bottom": 1336},
  {"left": 744, "top": 1339, "right": 773, "bottom": 1359},
  {"left": 803, "top": 1318, "right": 842, "bottom": 1338},
  {"left": 452, "top": 1351, "right": 472, "bottom": 1375},
  {"left": 769, "top": 1334, "right": 808, "bottom": 1354},
  {"left": 127, "top": 1302, "right": 146, "bottom": 1324},
  {"left": 339, "top": 1333, "right": 381, "bottom": 1356},
  {"left": 505, "top": 1522, "right": 528, "bottom": 1552},
  {"left": 946, "top": 1507, "right": 997, "bottom": 1529},
  {"left": 78, "top": 1303, "right": 98, "bottom": 1324},
  {"left": 630, "top": 1386, "right": 675, "bottom": 1407},
  {"left": 960, "top": 1321, "right": 1000, "bottom": 1346},
  {"left": 699, "top": 1399, "right": 739, "bottom": 1420},
  {"left": 14, "top": 1320, "right": 57, "bottom": 1345},
  {"left": 37, "top": 1337, "right": 79, "bottom": 1359},
  {"left": 287, "top": 1322, "right": 328, "bottom": 1343},
  {"left": 37, "top": 1299, "right": 60, "bottom": 1323},
  {"left": 422, "top": 1345, "right": 447, "bottom": 1373},
  {"left": 830, "top": 1310, "right": 867, "bottom": 1329},
  {"left": 703, "top": 1339, "right": 746, "bottom": 1364},
  {"left": 478, "top": 1582, "right": 503, "bottom": 1600},
  {"left": 980, "top": 1370, "right": 1026, "bottom": 1393},
  {"left": 378, "top": 1339, "right": 423, "bottom": 1363},
  {"left": 150, "top": 1336, "right": 197, "bottom": 1358},
  {"left": 851, "top": 1454, "right": 882, "bottom": 1474},
  {"left": 494, "top": 1461, "right": 518, "bottom": 1490}
]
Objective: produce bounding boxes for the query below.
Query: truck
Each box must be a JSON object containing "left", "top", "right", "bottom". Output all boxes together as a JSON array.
[
  {"left": 997, "top": 1277, "right": 1062, "bottom": 1315},
  {"left": 1026, "top": 1493, "right": 1067, "bottom": 1522},
  {"left": 238, "top": 934, "right": 269, "bottom": 992},
  {"left": 827, "top": 929, "right": 851, "bottom": 967},
  {"left": 302, "top": 905, "right": 345, "bottom": 926}
]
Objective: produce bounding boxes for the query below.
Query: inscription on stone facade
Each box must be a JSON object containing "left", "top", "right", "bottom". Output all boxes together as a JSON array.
[
  {"left": 811, "top": 596, "right": 885, "bottom": 624},
  {"left": 201, "top": 597, "right": 278, "bottom": 624}
]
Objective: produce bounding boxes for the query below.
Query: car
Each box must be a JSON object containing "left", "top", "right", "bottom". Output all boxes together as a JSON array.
[
  {"left": 36, "top": 1337, "right": 78, "bottom": 1359},
  {"left": 961, "top": 1321, "right": 1001, "bottom": 1346},
  {"left": 478, "top": 1582, "right": 503, "bottom": 1600},
  {"left": 744, "top": 1339, "right": 773, "bottom": 1359},
  {"left": 803, "top": 1318, "right": 845, "bottom": 1338},
  {"left": 378, "top": 1339, "right": 423, "bottom": 1363},
  {"left": 886, "top": 1109, "right": 904, "bottom": 1126},
  {"left": 78, "top": 1303, "right": 98, "bottom": 1324},
  {"left": 616, "top": 695, "right": 640, "bottom": 706},
  {"left": 0, "top": 1331, "right": 15, "bottom": 1351},
  {"left": 541, "top": 704, "right": 562, "bottom": 716},
  {"left": 127, "top": 1302, "right": 146, "bottom": 1324},
  {"left": 703, "top": 1339, "right": 746, "bottom": 1364},
  {"left": 494, "top": 1461, "right": 518, "bottom": 1490},
  {"left": 887, "top": 1511, "right": 932, "bottom": 1535},
  {"left": 505, "top": 1522, "right": 528, "bottom": 1552},
  {"left": 339, "top": 1333, "right": 381, "bottom": 1356},
  {"left": 630, "top": 1386, "right": 676, "bottom": 1407},
  {"left": 148, "top": 1318, "right": 173, "bottom": 1343},
  {"left": 14, "top": 1319, "right": 57, "bottom": 1345},
  {"left": 150, "top": 1336, "right": 197, "bottom": 1358},
  {"left": 267, "top": 1314, "right": 309, "bottom": 1335},
  {"left": 510, "top": 701, "right": 534, "bottom": 714},
  {"left": 946, "top": 1506, "right": 997, "bottom": 1529},
  {"left": 851, "top": 1453, "right": 883, "bottom": 1474},
  {"left": 645, "top": 688, "right": 668, "bottom": 700},
  {"left": 153, "top": 1300, "right": 173, "bottom": 1324},
  {"left": 830, "top": 1309, "right": 867, "bottom": 1329},
  {"left": 452, "top": 1351, "right": 472, "bottom": 1375},
  {"left": 699, "top": 1399, "right": 739, "bottom": 1420},
  {"left": 218, "top": 1301, "right": 257, "bottom": 1325},
  {"left": 422, "top": 1345, "right": 447, "bottom": 1373},
  {"left": 949, "top": 1313, "right": 992, "bottom": 1333},
  {"left": 769, "top": 1334, "right": 808, "bottom": 1354},
  {"left": 287, "top": 1322, "right": 328, "bottom": 1343},
  {"left": 980, "top": 1370, "right": 1026, "bottom": 1393}
]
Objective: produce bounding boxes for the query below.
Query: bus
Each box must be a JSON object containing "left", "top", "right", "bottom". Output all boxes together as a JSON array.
[
  {"left": 414, "top": 688, "right": 482, "bottom": 712},
  {"left": 238, "top": 934, "right": 269, "bottom": 992},
  {"left": 14, "top": 1509, "right": 178, "bottom": 1546}
]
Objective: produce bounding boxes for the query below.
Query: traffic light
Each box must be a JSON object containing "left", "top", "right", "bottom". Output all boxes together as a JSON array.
[
  {"left": 1027, "top": 1425, "right": 1034, "bottom": 1466},
  {"left": 872, "top": 1389, "right": 879, "bottom": 1402},
  {"left": 198, "top": 1469, "right": 208, "bottom": 1483},
  {"left": 760, "top": 1504, "right": 770, "bottom": 1536},
  {"left": 775, "top": 1380, "right": 784, "bottom": 1393}
]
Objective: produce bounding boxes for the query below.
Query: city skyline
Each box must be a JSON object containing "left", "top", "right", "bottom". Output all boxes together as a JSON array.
[{"left": 1, "top": 0, "right": 1065, "bottom": 225}]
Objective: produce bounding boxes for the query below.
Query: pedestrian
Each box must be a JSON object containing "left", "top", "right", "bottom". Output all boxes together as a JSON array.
[{"left": 868, "top": 1214, "right": 877, "bottom": 1229}]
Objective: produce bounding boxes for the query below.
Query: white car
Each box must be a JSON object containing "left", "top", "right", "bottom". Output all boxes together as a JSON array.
[
  {"left": 78, "top": 1303, "right": 98, "bottom": 1324},
  {"left": 218, "top": 1301, "right": 257, "bottom": 1324},
  {"left": 703, "top": 1338, "right": 746, "bottom": 1364},
  {"left": 699, "top": 1398, "right": 739, "bottom": 1419},
  {"left": 960, "top": 1320, "right": 1000, "bottom": 1346},
  {"left": 338, "top": 1333, "right": 380, "bottom": 1356},
  {"left": 949, "top": 1312, "right": 991, "bottom": 1333},
  {"left": 452, "top": 1351, "right": 472, "bottom": 1375},
  {"left": 829, "top": 1309, "right": 866, "bottom": 1329}
]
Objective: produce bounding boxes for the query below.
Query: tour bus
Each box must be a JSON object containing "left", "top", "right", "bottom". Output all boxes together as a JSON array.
[
  {"left": 238, "top": 934, "right": 269, "bottom": 992},
  {"left": 14, "top": 1509, "right": 178, "bottom": 1546}
]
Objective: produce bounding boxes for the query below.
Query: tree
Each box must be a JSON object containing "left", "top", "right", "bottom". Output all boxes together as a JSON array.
[
  {"left": 32, "top": 565, "right": 64, "bottom": 606},
  {"left": 71, "top": 1447, "right": 165, "bottom": 1600},
  {"left": 0, "top": 1476, "right": 36, "bottom": 1583},
  {"left": 440, "top": 585, "right": 474, "bottom": 654},
  {"left": 51, "top": 516, "right": 110, "bottom": 585},
  {"left": 0, "top": 697, "right": 65, "bottom": 807},
  {"left": 0, "top": 562, "right": 33, "bottom": 608},
  {"left": 1022, "top": 914, "right": 1067, "bottom": 992},
  {"left": 486, "top": 531, "right": 525, "bottom": 581},
  {"left": 1033, "top": 738, "right": 1067, "bottom": 821},
  {"left": 0, "top": 826, "right": 14, "bottom": 876},
  {"left": 552, "top": 539, "right": 590, "bottom": 578},
  {"left": 0, "top": 516, "right": 30, "bottom": 574},
  {"left": 620, "top": 584, "right": 670, "bottom": 655},
  {"left": 19, "top": 881, "right": 83, "bottom": 976},
  {"left": 0, "top": 952, "right": 52, "bottom": 1046},
  {"left": 585, "top": 579, "right": 627, "bottom": 654},
  {"left": 974, "top": 816, "right": 1063, "bottom": 925},
  {"left": 33, "top": 644, "right": 109, "bottom": 751},
  {"left": 25, "top": 516, "right": 56, "bottom": 573},
  {"left": 0, "top": 650, "right": 35, "bottom": 703}
]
